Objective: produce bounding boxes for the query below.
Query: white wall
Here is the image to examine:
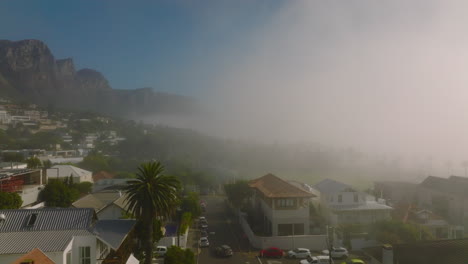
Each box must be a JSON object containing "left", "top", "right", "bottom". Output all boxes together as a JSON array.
[
  {"left": 258, "top": 198, "right": 310, "bottom": 236},
  {"left": 239, "top": 212, "right": 327, "bottom": 250},
  {"left": 156, "top": 229, "right": 189, "bottom": 249},
  {"left": 71, "top": 235, "right": 96, "bottom": 264}
]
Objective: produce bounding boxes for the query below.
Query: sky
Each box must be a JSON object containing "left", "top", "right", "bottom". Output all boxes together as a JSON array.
[
  {"left": 3, "top": 1, "right": 468, "bottom": 175},
  {"left": 0, "top": 0, "right": 282, "bottom": 94}
]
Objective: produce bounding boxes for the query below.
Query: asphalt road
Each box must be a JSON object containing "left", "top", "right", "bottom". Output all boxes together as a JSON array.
[{"left": 195, "top": 196, "right": 306, "bottom": 264}]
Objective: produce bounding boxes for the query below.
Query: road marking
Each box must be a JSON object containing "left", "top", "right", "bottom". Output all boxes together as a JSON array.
[{"left": 256, "top": 256, "right": 263, "bottom": 264}]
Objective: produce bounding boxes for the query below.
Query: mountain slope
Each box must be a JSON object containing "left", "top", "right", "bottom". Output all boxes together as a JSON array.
[{"left": 0, "top": 39, "right": 198, "bottom": 116}]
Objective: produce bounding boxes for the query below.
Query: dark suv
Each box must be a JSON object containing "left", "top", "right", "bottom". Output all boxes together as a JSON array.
[{"left": 215, "top": 245, "right": 233, "bottom": 257}]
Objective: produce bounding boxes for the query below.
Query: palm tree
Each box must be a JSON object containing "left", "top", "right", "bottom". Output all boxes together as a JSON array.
[{"left": 124, "top": 161, "right": 181, "bottom": 264}]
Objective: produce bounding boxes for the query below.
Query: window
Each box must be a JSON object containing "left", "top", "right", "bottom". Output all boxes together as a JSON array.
[
  {"left": 353, "top": 193, "right": 358, "bottom": 203},
  {"left": 26, "top": 213, "right": 38, "bottom": 226},
  {"left": 66, "top": 251, "right": 71, "bottom": 264},
  {"left": 277, "top": 198, "right": 294, "bottom": 208},
  {"left": 79, "top": 246, "right": 91, "bottom": 264},
  {"left": 338, "top": 195, "right": 342, "bottom": 203}
]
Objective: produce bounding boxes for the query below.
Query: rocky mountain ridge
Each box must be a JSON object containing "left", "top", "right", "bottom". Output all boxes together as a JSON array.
[{"left": 0, "top": 39, "right": 198, "bottom": 116}]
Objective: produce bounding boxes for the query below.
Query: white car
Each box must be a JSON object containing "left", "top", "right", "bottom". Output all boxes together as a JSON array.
[
  {"left": 300, "top": 255, "right": 334, "bottom": 264},
  {"left": 199, "top": 237, "right": 210, "bottom": 247},
  {"left": 154, "top": 246, "right": 167, "bottom": 257},
  {"left": 287, "top": 248, "right": 311, "bottom": 258},
  {"left": 322, "top": 247, "right": 348, "bottom": 259}
]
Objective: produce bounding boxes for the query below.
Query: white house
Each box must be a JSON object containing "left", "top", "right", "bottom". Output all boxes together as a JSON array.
[
  {"left": 0, "top": 208, "right": 137, "bottom": 264},
  {"left": 249, "top": 174, "right": 316, "bottom": 236},
  {"left": 313, "top": 179, "right": 392, "bottom": 226},
  {"left": 46, "top": 165, "right": 93, "bottom": 183}
]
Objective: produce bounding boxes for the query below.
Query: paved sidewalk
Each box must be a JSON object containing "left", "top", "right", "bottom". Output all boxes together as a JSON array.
[{"left": 187, "top": 224, "right": 201, "bottom": 259}]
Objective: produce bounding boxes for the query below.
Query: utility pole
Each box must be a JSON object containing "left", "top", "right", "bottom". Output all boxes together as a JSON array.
[{"left": 327, "top": 226, "right": 334, "bottom": 264}]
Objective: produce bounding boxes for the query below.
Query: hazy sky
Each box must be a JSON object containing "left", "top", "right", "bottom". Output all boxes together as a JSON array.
[{"left": 3, "top": 0, "right": 468, "bottom": 173}]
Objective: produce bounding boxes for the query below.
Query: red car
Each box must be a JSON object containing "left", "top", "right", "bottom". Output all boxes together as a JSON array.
[{"left": 259, "top": 247, "right": 284, "bottom": 258}]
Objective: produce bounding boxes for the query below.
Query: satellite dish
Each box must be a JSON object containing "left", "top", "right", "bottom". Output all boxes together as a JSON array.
[{"left": 0, "top": 213, "right": 5, "bottom": 221}]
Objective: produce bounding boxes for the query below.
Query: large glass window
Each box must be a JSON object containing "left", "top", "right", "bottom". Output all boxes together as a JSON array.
[{"left": 79, "top": 246, "right": 91, "bottom": 264}]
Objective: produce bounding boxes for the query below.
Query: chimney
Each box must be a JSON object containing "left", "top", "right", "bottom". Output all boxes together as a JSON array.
[{"left": 382, "top": 244, "right": 393, "bottom": 264}]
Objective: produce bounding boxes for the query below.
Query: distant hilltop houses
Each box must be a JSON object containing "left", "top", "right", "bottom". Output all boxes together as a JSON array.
[{"left": 0, "top": 98, "right": 126, "bottom": 157}]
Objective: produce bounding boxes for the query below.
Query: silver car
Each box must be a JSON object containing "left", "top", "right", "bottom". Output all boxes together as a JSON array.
[{"left": 199, "top": 237, "right": 210, "bottom": 247}]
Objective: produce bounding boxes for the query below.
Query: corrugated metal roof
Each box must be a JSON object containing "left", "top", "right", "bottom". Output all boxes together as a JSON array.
[
  {"left": 0, "top": 208, "right": 94, "bottom": 232},
  {"left": 331, "top": 201, "right": 393, "bottom": 211},
  {"left": 93, "top": 220, "right": 136, "bottom": 250},
  {"left": 0, "top": 169, "right": 39, "bottom": 180},
  {"left": 0, "top": 229, "right": 93, "bottom": 254}
]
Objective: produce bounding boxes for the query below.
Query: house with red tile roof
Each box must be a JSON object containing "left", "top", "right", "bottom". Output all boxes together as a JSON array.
[
  {"left": 249, "top": 173, "right": 315, "bottom": 236},
  {"left": 11, "top": 248, "right": 55, "bottom": 264}
]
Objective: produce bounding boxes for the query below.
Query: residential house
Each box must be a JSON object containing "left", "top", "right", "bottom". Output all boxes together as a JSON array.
[
  {"left": 411, "top": 209, "right": 463, "bottom": 239},
  {"left": 248, "top": 173, "right": 315, "bottom": 236},
  {"left": 46, "top": 165, "right": 93, "bottom": 183},
  {"left": 374, "top": 181, "right": 419, "bottom": 206},
  {"left": 313, "top": 179, "right": 392, "bottom": 226},
  {"left": 11, "top": 248, "right": 56, "bottom": 264},
  {"left": 416, "top": 175, "right": 468, "bottom": 231},
  {"left": 0, "top": 208, "right": 137, "bottom": 264},
  {"left": 72, "top": 190, "right": 129, "bottom": 220},
  {"left": 363, "top": 239, "right": 468, "bottom": 264},
  {"left": 0, "top": 169, "right": 45, "bottom": 207}
]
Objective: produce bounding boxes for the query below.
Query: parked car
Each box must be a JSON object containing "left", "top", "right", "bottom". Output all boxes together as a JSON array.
[
  {"left": 154, "top": 246, "right": 168, "bottom": 257},
  {"left": 322, "top": 247, "right": 349, "bottom": 259},
  {"left": 199, "top": 219, "right": 208, "bottom": 229},
  {"left": 201, "top": 230, "right": 208, "bottom": 237},
  {"left": 339, "top": 259, "right": 365, "bottom": 264},
  {"left": 287, "top": 248, "right": 311, "bottom": 258},
  {"left": 259, "top": 247, "right": 284, "bottom": 258},
  {"left": 215, "top": 245, "right": 233, "bottom": 257},
  {"left": 199, "top": 237, "right": 210, "bottom": 247},
  {"left": 301, "top": 255, "right": 334, "bottom": 264}
]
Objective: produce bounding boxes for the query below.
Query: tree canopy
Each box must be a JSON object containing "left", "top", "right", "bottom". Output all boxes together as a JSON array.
[
  {"left": 164, "top": 246, "right": 195, "bottom": 264},
  {"left": 369, "top": 220, "right": 433, "bottom": 244},
  {"left": 40, "top": 179, "right": 80, "bottom": 207},
  {"left": 0, "top": 192, "right": 22, "bottom": 209},
  {"left": 26, "top": 156, "right": 42, "bottom": 168},
  {"left": 224, "top": 180, "right": 253, "bottom": 209},
  {"left": 124, "top": 161, "right": 181, "bottom": 264}
]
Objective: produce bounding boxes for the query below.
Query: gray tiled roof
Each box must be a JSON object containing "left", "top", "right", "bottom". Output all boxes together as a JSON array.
[
  {"left": 0, "top": 229, "right": 93, "bottom": 254},
  {"left": 0, "top": 208, "right": 94, "bottom": 232},
  {"left": 93, "top": 220, "right": 136, "bottom": 250}
]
